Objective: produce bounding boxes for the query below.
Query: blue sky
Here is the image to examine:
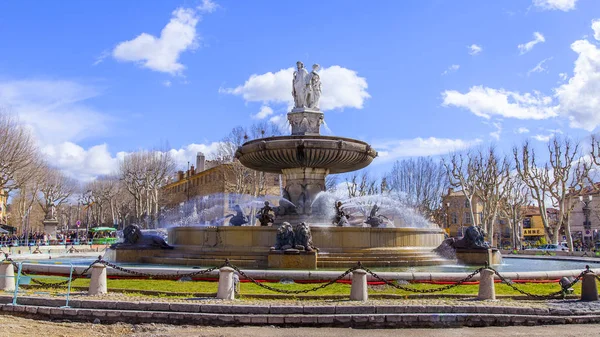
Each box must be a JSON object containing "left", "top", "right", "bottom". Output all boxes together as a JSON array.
[{"left": 1, "top": 0, "right": 599, "bottom": 180}]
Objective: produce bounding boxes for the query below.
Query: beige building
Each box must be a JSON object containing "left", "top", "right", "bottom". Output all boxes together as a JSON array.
[
  {"left": 162, "top": 153, "right": 282, "bottom": 225},
  {"left": 441, "top": 188, "right": 484, "bottom": 237},
  {"left": 441, "top": 188, "right": 511, "bottom": 245},
  {"left": 567, "top": 185, "right": 600, "bottom": 247}
]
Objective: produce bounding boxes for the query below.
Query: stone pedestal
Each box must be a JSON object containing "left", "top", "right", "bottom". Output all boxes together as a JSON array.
[
  {"left": 281, "top": 167, "right": 328, "bottom": 215},
  {"left": 350, "top": 269, "right": 368, "bottom": 301},
  {"left": 455, "top": 248, "right": 502, "bottom": 266},
  {"left": 477, "top": 268, "right": 496, "bottom": 300},
  {"left": 581, "top": 272, "right": 599, "bottom": 301},
  {"left": 268, "top": 250, "right": 317, "bottom": 269},
  {"left": 288, "top": 109, "right": 324, "bottom": 136},
  {"left": 217, "top": 266, "right": 235, "bottom": 300},
  {"left": 0, "top": 261, "right": 15, "bottom": 292},
  {"left": 88, "top": 263, "right": 107, "bottom": 295},
  {"left": 42, "top": 219, "right": 59, "bottom": 239}
]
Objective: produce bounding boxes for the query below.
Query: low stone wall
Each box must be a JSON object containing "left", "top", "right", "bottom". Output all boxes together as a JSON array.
[{"left": 2, "top": 297, "right": 600, "bottom": 328}]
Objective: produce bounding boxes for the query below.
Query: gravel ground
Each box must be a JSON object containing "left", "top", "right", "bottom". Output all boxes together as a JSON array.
[
  {"left": 9, "top": 290, "right": 554, "bottom": 308},
  {"left": 1, "top": 315, "right": 600, "bottom": 337}
]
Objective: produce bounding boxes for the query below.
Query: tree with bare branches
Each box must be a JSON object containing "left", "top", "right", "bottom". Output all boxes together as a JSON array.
[
  {"left": 514, "top": 138, "right": 591, "bottom": 248},
  {"left": 37, "top": 168, "right": 77, "bottom": 219},
  {"left": 387, "top": 157, "right": 448, "bottom": 222},
  {"left": 499, "top": 175, "right": 530, "bottom": 249}
]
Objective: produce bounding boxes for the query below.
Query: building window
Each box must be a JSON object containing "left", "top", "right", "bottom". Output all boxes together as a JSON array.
[
  {"left": 465, "top": 212, "right": 472, "bottom": 224},
  {"left": 464, "top": 199, "right": 470, "bottom": 208},
  {"left": 523, "top": 217, "right": 531, "bottom": 229},
  {"left": 451, "top": 213, "right": 457, "bottom": 224}
]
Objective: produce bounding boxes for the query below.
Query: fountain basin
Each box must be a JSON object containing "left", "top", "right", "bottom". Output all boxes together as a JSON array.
[
  {"left": 109, "top": 226, "right": 446, "bottom": 269},
  {"left": 235, "top": 135, "right": 377, "bottom": 174}
]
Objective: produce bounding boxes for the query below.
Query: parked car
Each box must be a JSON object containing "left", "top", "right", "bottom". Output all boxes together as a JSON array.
[{"left": 526, "top": 244, "right": 567, "bottom": 252}]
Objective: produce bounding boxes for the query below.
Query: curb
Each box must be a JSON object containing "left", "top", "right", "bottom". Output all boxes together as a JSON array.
[
  {"left": 1, "top": 297, "right": 600, "bottom": 328},
  {"left": 2, "top": 303, "right": 600, "bottom": 328}
]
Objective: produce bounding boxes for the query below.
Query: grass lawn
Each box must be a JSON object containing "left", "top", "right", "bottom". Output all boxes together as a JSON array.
[{"left": 17, "top": 274, "right": 598, "bottom": 299}]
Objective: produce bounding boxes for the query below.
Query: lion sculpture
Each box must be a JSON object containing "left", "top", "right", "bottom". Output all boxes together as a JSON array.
[
  {"left": 294, "top": 222, "right": 317, "bottom": 252},
  {"left": 435, "top": 225, "right": 489, "bottom": 255},
  {"left": 270, "top": 222, "right": 295, "bottom": 251},
  {"left": 110, "top": 224, "right": 173, "bottom": 250}
]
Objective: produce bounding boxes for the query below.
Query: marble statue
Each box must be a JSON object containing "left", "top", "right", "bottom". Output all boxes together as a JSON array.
[
  {"left": 292, "top": 61, "right": 309, "bottom": 109},
  {"left": 305, "top": 64, "right": 321, "bottom": 109},
  {"left": 111, "top": 224, "right": 173, "bottom": 250},
  {"left": 226, "top": 204, "right": 249, "bottom": 226},
  {"left": 256, "top": 201, "right": 275, "bottom": 226}
]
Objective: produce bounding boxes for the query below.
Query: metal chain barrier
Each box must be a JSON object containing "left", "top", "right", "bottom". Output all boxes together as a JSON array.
[
  {"left": 490, "top": 265, "right": 592, "bottom": 299},
  {"left": 362, "top": 264, "right": 485, "bottom": 293},
  {"left": 97, "top": 258, "right": 220, "bottom": 280},
  {"left": 224, "top": 259, "right": 360, "bottom": 294},
  {"left": 5, "top": 255, "right": 101, "bottom": 288}
]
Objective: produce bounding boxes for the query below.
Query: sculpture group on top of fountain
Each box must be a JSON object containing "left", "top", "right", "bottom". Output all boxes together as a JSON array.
[{"left": 292, "top": 61, "right": 321, "bottom": 110}]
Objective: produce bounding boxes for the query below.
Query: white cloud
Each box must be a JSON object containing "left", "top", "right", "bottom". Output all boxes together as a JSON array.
[
  {"left": 197, "top": 0, "right": 219, "bottom": 13},
  {"left": 0, "top": 79, "right": 111, "bottom": 144},
  {"left": 468, "top": 44, "right": 482, "bottom": 56},
  {"left": 442, "top": 64, "right": 460, "bottom": 76},
  {"left": 489, "top": 122, "right": 502, "bottom": 140},
  {"left": 220, "top": 65, "right": 370, "bottom": 111},
  {"left": 41, "top": 141, "right": 224, "bottom": 181},
  {"left": 516, "top": 127, "right": 530, "bottom": 134},
  {"left": 554, "top": 39, "right": 600, "bottom": 131},
  {"left": 163, "top": 80, "right": 172, "bottom": 87},
  {"left": 592, "top": 19, "right": 600, "bottom": 41},
  {"left": 532, "top": 134, "right": 552, "bottom": 142},
  {"left": 558, "top": 72, "right": 568, "bottom": 81},
  {"left": 112, "top": 8, "right": 200, "bottom": 75},
  {"left": 442, "top": 85, "right": 556, "bottom": 120},
  {"left": 268, "top": 114, "right": 290, "bottom": 134},
  {"left": 373, "top": 137, "right": 482, "bottom": 162},
  {"left": 41, "top": 142, "right": 122, "bottom": 181},
  {"left": 518, "top": 32, "right": 545, "bottom": 55},
  {"left": 93, "top": 50, "right": 110, "bottom": 66},
  {"left": 527, "top": 57, "right": 552, "bottom": 76},
  {"left": 252, "top": 105, "right": 274, "bottom": 119},
  {"left": 167, "top": 142, "right": 222, "bottom": 169},
  {"left": 533, "top": 0, "right": 577, "bottom": 11}
]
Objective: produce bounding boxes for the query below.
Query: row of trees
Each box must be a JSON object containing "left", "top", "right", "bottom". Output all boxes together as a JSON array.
[
  {"left": 335, "top": 137, "right": 599, "bottom": 250},
  {"left": 1, "top": 108, "right": 286, "bottom": 232}
]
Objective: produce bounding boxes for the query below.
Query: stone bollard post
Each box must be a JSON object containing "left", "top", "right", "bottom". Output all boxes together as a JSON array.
[
  {"left": 0, "top": 261, "right": 15, "bottom": 292},
  {"left": 216, "top": 267, "right": 235, "bottom": 300},
  {"left": 477, "top": 268, "right": 496, "bottom": 300},
  {"left": 350, "top": 269, "right": 368, "bottom": 301},
  {"left": 88, "top": 263, "right": 107, "bottom": 296},
  {"left": 581, "top": 272, "right": 599, "bottom": 301}
]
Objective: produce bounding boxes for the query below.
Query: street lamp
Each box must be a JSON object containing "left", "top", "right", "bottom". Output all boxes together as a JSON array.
[{"left": 580, "top": 195, "right": 593, "bottom": 248}]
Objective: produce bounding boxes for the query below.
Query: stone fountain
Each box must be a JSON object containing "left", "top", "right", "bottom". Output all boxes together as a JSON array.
[{"left": 108, "top": 61, "right": 446, "bottom": 269}]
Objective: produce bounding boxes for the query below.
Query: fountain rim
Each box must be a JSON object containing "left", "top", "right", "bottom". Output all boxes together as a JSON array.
[{"left": 238, "top": 134, "right": 374, "bottom": 147}]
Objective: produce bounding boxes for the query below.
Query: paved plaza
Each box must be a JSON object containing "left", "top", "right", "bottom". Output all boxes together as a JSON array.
[{"left": 2, "top": 315, "right": 600, "bottom": 337}]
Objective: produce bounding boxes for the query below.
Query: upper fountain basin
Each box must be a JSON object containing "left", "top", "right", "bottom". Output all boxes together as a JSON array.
[{"left": 235, "top": 135, "right": 378, "bottom": 174}]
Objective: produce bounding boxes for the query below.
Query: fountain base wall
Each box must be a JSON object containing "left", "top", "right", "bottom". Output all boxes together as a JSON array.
[{"left": 108, "top": 226, "right": 448, "bottom": 269}]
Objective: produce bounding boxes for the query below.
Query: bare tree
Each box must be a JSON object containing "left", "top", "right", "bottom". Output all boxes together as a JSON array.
[
  {"left": 119, "top": 149, "right": 175, "bottom": 227},
  {"left": 37, "top": 168, "right": 77, "bottom": 218},
  {"left": 499, "top": 176, "right": 530, "bottom": 249},
  {"left": 471, "top": 147, "right": 511, "bottom": 245},
  {"left": 0, "top": 111, "right": 42, "bottom": 194},
  {"left": 344, "top": 171, "right": 379, "bottom": 198},
  {"left": 514, "top": 138, "right": 591, "bottom": 247},
  {"left": 387, "top": 157, "right": 447, "bottom": 221},
  {"left": 444, "top": 151, "right": 479, "bottom": 233}
]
